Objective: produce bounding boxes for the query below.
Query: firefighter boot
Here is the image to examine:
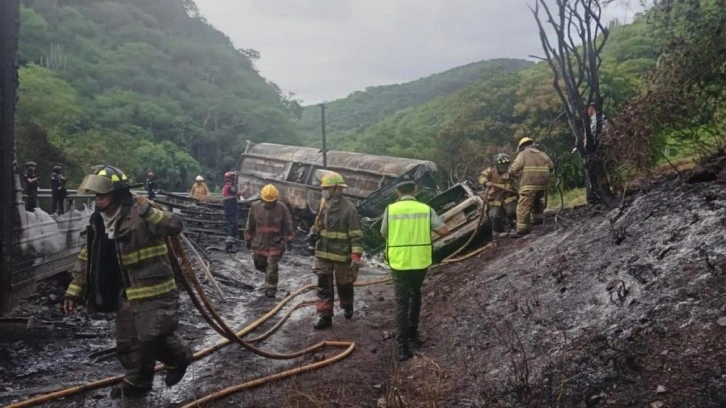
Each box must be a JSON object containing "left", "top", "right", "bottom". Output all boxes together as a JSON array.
[
  {"left": 397, "top": 343, "right": 413, "bottom": 361},
  {"left": 164, "top": 358, "right": 191, "bottom": 387},
  {"left": 110, "top": 381, "right": 152, "bottom": 399},
  {"left": 264, "top": 288, "right": 276, "bottom": 298},
  {"left": 313, "top": 316, "right": 332, "bottom": 330},
  {"left": 343, "top": 306, "right": 354, "bottom": 320},
  {"left": 225, "top": 241, "right": 235, "bottom": 253}
]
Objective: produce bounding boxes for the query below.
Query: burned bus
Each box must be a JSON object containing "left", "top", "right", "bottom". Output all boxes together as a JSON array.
[{"left": 235, "top": 142, "right": 439, "bottom": 218}]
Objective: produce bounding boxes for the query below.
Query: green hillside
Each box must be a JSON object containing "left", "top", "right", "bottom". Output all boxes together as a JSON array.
[
  {"left": 311, "top": 18, "right": 662, "bottom": 190},
  {"left": 297, "top": 58, "right": 533, "bottom": 146},
  {"left": 17, "top": 0, "right": 301, "bottom": 190}
]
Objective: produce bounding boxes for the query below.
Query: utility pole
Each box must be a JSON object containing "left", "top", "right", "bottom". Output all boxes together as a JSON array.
[{"left": 319, "top": 103, "right": 327, "bottom": 168}]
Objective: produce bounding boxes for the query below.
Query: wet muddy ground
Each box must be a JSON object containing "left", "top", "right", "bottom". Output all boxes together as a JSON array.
[{"left": 1, "top": 156, "right": 725, "bottom": 407}]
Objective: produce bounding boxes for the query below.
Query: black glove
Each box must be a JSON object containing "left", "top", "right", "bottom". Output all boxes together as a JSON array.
[
  {"left": 287, "top": 241, "right": 293, "bottom": 251},
  {"left": 245, "top": 240, "right": 252, "bottom": 250}
]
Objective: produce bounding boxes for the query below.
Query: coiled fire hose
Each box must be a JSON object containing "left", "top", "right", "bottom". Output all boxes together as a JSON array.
[{"left": 4, "top": 236, "right": 392, "bottom": 408}]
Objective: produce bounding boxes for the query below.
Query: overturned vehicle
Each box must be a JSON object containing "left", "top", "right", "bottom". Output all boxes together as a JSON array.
[{"left": 235, "top": 143, "right": 490, "bottom": 262}]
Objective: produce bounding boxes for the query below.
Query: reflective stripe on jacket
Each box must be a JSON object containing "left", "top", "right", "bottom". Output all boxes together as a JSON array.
[
  {"left": 509, "top": 146, "right": 554, "bottom": 192},
  {"left": 244, "top": 201, "right": 293, "bottom": 257},
  {"left": 314, "top": 196, "right": 363, "bottom": 263},
  {"left": 385, "top": 199, "right": 432, "bottom": 270},
  {"left": 478, "top": 166, "right": 517, "bottom": 205},
  {"left": 64, "top": 200, "right": 182, "bottom": 308}
]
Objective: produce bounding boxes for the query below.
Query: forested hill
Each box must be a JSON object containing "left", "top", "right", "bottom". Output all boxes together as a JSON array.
[
  {"left": 17, "top": 0, "right": 301, "bottom": 190},
  {"left": 296, "top": 58, "right": 533, "bottom": 144},
  {"left": 314, "top": 18, "right": 662, "bottom": 190}
]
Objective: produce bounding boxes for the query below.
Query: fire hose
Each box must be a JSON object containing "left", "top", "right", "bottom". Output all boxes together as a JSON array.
[{"left": 4, "top": 237, "right": 392, "bottom": 408}]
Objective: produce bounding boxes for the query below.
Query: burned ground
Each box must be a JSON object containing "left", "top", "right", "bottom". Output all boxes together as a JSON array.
[{"left": 0, "top": 157, "right": 724, "bottom": 408}]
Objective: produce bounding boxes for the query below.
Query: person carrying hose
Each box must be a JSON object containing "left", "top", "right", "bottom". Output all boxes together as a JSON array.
[
  {"left": 244, "top": 184, "right": 293, "bottom": 298},
  {"left": 62, "top": 165, "right": 193, "bottom": 399},
  {"left": 310, "top": 172, "right": 364, "bottom": 330},
  {"left": 508, "top": 137, "right": 554, "bottom": 238},
  {"left": 381, "top": 175, "right": 449, "bottom": 361},
  {"left": 478, "top": 153, "right": 518, "bottom": 237}
]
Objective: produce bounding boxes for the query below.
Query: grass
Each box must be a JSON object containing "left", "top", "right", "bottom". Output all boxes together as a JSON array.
[{"left": 547, "top": 187, "right": 587, "bottom": 210}]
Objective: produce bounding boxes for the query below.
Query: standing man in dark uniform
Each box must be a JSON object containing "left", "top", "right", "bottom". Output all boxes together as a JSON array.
[
  {"left": 381, "top": 175, "right": 449, "bottom": 361},
  {"left": 50, "top": 165, "right": 68, "bottom": 215},
  {"left": 145, "top": 171, "right": 157, "bottom": 200},
  {"left": 24, "top": 161, "right": 39, "bottom": 211}
]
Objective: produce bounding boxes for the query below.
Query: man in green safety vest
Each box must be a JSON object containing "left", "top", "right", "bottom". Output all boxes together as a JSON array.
[{"left": 381, "top": 175, "right": 449, "bottom": 361}]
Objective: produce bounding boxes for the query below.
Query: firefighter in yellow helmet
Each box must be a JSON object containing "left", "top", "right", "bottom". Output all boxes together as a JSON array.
[
  {"left": 63, "top": 165, "right": 192, "bottom": 398},
  {"left": 508, "top": 137, "right": 554, "bottom": 238},
  {"left": 244, "top": 184, "right": 293, "bottom": 298},
  {"left": 309, "top": 172, "right": 364, "bottom": 330}
]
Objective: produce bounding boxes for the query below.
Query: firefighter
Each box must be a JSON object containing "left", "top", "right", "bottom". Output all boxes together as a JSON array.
[
  {"left": 310, "top": 172, "right": 364, "bottom": 330},
  {"left": 244, "top": 184, "right": 293, "bottom": 298},
  {"left": 24, "top": 161, "right": 39, "bottom": 211},
  {"left": 222, "top": 171, "right": 242, "bottom": 253},
  {"left": 381, "top": 175, "right": 449, "bottom": 361},
  {"left": 189, "top": 175, "right": 209, "bottom": 199},
  {"left": 478, "top": 153, "right": 518, "bottom": 236},
  {"left": 50, "top": 165, "right": 68, "bottom": 215},
  {"left": 145, "top": 171, "right": 157, "bottom": 200},
  {"left": 62, "top": 165, "right": 192, "bottom": 399},
  {"left": 509, "top": 137, "right": 554, "bottom": 238}
]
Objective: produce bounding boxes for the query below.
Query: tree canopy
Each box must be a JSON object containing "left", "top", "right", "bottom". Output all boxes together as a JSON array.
[{"left": 17, "top": 0, "right": 301, "bottom": 190}]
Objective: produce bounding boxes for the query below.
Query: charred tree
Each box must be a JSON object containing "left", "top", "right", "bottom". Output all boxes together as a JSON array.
[{"left": 531, "top": 0, "right": 618, "bottom": 208}]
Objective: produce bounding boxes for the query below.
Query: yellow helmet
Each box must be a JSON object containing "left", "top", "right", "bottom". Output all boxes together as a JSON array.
[
  {"left": 518, "top": 137, "right": 534, "bottom": 148},
  {"left": 320, "top": 171, "right": 348, "bottom": 188},
  {"left": 260, "top": 184, "right": 279, "bottom": 202}
]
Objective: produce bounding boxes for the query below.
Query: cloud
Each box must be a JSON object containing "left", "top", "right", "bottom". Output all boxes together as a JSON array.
[{"left": 195, "top": 0, "right": 645, "bottom": 103}]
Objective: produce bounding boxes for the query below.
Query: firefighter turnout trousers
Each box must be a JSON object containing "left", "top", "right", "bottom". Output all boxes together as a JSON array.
[
  {"left": 516, "top": 190, "right": 545, "bottom": 233},
  {"left": 253, "top": 255, "right": 281, "bottom": 290},
  {"left": 116, "top": 295, "right": 192, "bottom": 388},
  {"left": 313, "top": 258, "right": 357, "bottom": 316}
]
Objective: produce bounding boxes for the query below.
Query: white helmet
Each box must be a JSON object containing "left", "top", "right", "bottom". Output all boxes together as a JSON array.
[{"left": 195, "top": 175, "right": 204, "bottom": 181}]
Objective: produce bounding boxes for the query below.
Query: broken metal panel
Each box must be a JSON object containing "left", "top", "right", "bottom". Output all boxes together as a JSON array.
[{"left": 154, "top": 192, "right": 248, "bottom": 239}]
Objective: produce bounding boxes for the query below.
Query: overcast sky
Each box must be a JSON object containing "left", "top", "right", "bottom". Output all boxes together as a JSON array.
[{"left": 195, "top": 0, "right": 645, "bottom": 104}]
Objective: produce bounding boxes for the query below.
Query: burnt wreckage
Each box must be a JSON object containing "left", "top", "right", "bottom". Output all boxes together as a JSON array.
[{"left": 235, "top": 143, "right": 490, "bottom": 260}]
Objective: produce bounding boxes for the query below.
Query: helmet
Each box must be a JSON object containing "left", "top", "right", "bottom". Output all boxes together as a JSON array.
[
  {"left": 260, "top": 184, "right": 279, "bottom": 202},
  {"left": 518, "top": 137, "right": 534, "bottom": 148},
  {"left": 224, "top": 171, "right": 235, "bottom": 181},
  {"left": 320, "top": 171, "right": 348, "bottom": 188},
  {"left": 26, "top": 161, "right": 37, "bottom": 167},
  {"left": 78, "top": 165, "right": 130, "bottom": 194},
  {"left": 53, "top": 165, "right": 62, "bottom": 172},
  {"left": 147, "top": 171, "right": 154, "bottom": 177},
  {"left": 195, "top": 175, "right": 204, "bottom": 181},
  {"left": 495, "top": 153, "right": 511, "bottom": 165}
]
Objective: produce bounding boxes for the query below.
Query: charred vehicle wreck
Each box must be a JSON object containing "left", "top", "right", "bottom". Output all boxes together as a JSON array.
[{"left": 235, "top": 142, "right": 490, "bottom": 261}]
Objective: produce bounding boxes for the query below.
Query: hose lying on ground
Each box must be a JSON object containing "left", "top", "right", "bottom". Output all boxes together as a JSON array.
[{"left": 4, "top": 236, "right": 392, "bottom": 408}]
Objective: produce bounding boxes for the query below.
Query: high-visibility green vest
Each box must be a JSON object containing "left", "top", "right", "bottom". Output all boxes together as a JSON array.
[{"left": 386, "top": 199, "right": 432, "bottom": 270}]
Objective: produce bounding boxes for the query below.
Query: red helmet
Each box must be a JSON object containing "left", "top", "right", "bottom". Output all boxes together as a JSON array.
[
  {"left": 147, "top": 171, "right": 154, "bottom": 177},
  {"left": 224, "top": 171, "right": 235, "bottom": 180}
]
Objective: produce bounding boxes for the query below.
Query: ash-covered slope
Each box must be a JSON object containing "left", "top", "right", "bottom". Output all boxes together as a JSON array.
[{"left": 424, "top": 159, "right": 726, "bottom": 407}]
